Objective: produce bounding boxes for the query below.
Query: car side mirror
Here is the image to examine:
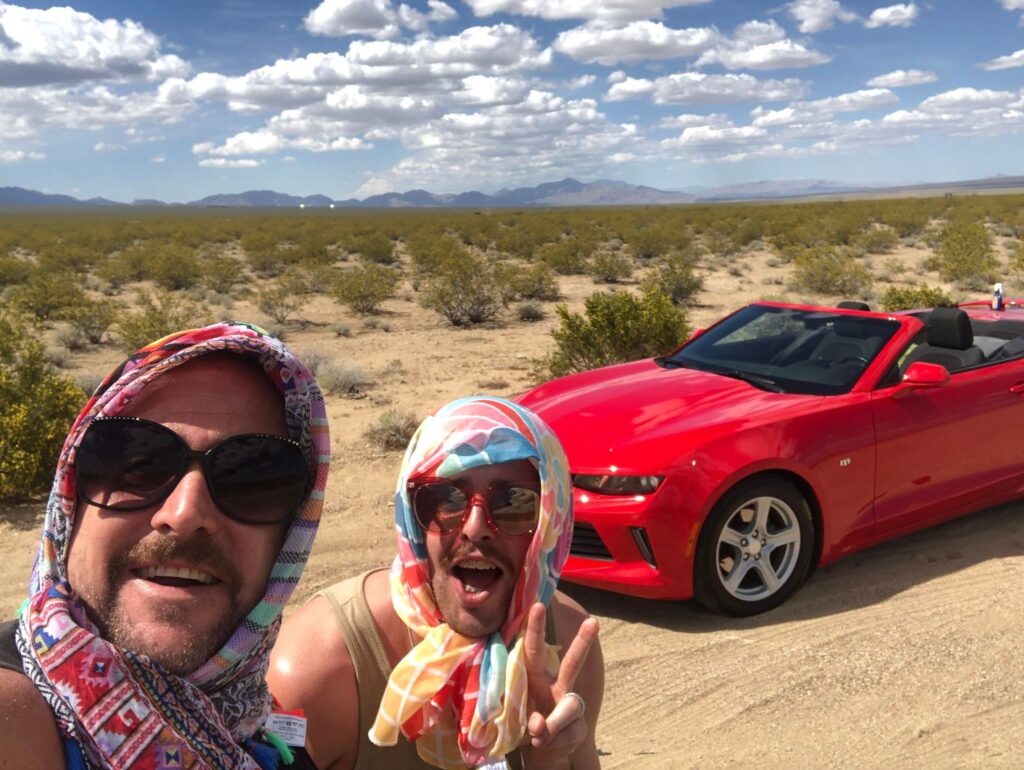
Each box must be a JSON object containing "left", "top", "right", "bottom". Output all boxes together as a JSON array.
[
  {"left": 892, "top": 361, "right": 950, "bottom": 398},
  {"left": 688, "top": 327, "right": 705, "bottom": 342}
]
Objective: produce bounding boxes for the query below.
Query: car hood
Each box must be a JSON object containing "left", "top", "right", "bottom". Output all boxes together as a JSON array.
[{"left": 518, "top": 359, "right": 820, "bottom": 472}]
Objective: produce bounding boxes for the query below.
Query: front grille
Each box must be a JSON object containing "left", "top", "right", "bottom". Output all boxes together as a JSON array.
[{"left": 570, "top": 522, "right": 613, "bottom": 561}]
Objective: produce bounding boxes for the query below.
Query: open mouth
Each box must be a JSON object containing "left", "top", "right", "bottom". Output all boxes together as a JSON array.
[
  {"left": 134, "top": 565, "right": 217, "bottom": 588},
  {"left": 452, "top": 558, "right": 502, "bottom": 595}
]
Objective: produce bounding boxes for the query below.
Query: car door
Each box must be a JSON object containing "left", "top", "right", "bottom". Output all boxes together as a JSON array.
[{"left": 870, "top": 356, "right": 1024, "bottom": 534}]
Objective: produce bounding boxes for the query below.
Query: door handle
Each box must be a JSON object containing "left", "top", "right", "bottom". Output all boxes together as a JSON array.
[{"left": 1011, "top": 382, "right": 1024, "bottom": 394}]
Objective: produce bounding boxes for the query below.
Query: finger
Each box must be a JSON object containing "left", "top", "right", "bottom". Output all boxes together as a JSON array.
[
  {"left": 522, "top": 602, "right": 548, "bottom": 678},
  {"left": 553, "top": 617, "right": 599, "bottom": 693},
  {"left": 528, "top": 698, "right": 588, "bottom": 749}
]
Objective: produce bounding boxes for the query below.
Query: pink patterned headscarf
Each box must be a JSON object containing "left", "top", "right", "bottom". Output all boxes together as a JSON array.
[
  {"left": 369, "top": 396, "right": 573, "bottom": 769},
  {"left": 15, "top": 321, "right": 330, "bottom": 770}
]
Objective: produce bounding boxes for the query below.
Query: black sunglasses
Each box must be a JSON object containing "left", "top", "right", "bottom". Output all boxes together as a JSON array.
[
  {"left": 75, "top": 416, "right": 309, "bottom": 525},
  {"left": 409, "top": 477, "right": 540, "bottom": 537}
]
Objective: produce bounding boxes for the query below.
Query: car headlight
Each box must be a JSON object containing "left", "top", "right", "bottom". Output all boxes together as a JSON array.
[{"left": 573, "top": 474, "right": 664, "bottom": 495}]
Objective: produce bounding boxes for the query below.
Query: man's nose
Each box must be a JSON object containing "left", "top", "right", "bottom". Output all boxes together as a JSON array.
[
  {"left": 459, "top": 497, "right": 494, "bottom": 541},
  {"left": 148, "top": 464, "right": 222, "bottom": 536}
]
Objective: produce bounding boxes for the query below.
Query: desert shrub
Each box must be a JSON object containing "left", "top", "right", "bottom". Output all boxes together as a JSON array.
[
  {"left": 536, "top": 239, "right": 590, "bottom": 275},
  {"left": 539, "top": 288, "right": 689, "bottom": 379},
  {"left": 589, "top": 251, "right": 634, "bottom": 283},
  {"left": 151, "top": 248, "right": 200, "bottom": 291},
  {"left": 200, "top": 254, "right": 241, "bottom": 294},
  {"left": 517, "top": 301, "right": 545, "bottom": 322},
  {"left": 421, "top": 254, "right": 505, "bottom": 326},
  {"left": 407, "top": 234, "right": 466, "bottom": 277},
  {"left": 64, "top": 298, "right": 119, "bottom": 344},
  {"left": 880, "top": 284, "right": 955, "bottom": 311},
  {"left": 56, "top": 326, "right": 88, "bottom": 352},
  {"left": 641, "top": 253, "right": 704, "bottom": 306},
  {"left": 332, "top": 263, "right": 399, "bottom": 314},
  {"left": 10, "top": 274, "right": 86, "bottom": 321},
  {"left": 331, "top": 322, "right": 352, "bottom": 337},
  {"left": 854, "top": 226, "right": 900, "bottom": 254},
  {"left": 350, "top": 231, "right": 396, "bottom": 265},
  {"left": 365, "top": 409, "right": 420, "bottom": 451},
  {"left": 0, "top": 257, "right": 32, "bottom": 288},
  {"left": 0, "top": 312, "right": 85, "bottom": 501},
  {"left": 95, "top": 248, "right": 150, "bottom": 288},
  {"left": 363, "top": 317, "right": 391, "bottom": 332},
  {"left": 494, "top": 262, "right": 560, "bottom": 302},
  {"left": 627, "top": 227, "right": 671, "bottom": 260},
  {"left": 789, "top": 246, "right": 873, "bottom": 296},
  {"left": 256, "top": 276, "right": 306, "bottom": 325},
  {"left": 319, "top": 360, "right": 373, "bottom": 397},
  {"left": 934, "top": 220, "right": 998, "bottom": 289},
  {"left": 115, "top": 291, "right": 211, "bottom": 352}
]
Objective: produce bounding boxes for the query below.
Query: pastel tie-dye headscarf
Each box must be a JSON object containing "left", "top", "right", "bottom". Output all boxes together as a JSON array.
[
  {"left": 369, "top": 396, "right": 573, "bottom": 769},
  {"left": 15, "top": 321, "right": 330, "bottom": 770}
]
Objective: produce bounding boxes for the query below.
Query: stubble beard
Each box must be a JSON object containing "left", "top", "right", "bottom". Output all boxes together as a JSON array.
[{"left": 83, "top": 534, "right": 247, "bottom": 676}]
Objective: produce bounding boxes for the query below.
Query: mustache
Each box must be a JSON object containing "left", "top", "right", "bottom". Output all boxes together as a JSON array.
[{"left": 111, "top": 532, "right": 242, "bottom": 588}]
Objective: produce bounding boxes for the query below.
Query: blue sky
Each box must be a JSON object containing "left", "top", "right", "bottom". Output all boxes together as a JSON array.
[{"left": 1, "top": 0, "right": 1023, "bottom": 202}]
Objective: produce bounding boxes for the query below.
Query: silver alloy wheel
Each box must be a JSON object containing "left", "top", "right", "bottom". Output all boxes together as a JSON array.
[{"left": 714, "top": 494, "right": 801, "bottom": 602}]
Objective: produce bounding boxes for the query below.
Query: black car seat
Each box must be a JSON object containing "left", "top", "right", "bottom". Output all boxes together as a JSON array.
[
  {"left": 809, "top": 317, "right": 883, "bottom": 365},
  {"left": 836, "top": 301, "right": 871, "bottom": 311},
  {"left": 901, "top": 307, "right": 985, "bottom": 372}
]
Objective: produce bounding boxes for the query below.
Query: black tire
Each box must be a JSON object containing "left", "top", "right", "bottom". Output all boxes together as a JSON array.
[{"left": 693, "top": 477, "right": 815, "bottom": 617}]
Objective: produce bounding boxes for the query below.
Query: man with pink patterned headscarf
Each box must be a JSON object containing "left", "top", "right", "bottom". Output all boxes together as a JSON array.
[
  {"left": 0, "top": 322, "right": 329, "bottom": 769},
  {"left": 270, "top": 396, "right": 603, "bottom": 770}
]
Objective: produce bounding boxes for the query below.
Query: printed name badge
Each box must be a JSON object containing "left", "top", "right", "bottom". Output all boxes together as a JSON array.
[{"left": 266, "top": 709, "right": 308, "bottom": 748}]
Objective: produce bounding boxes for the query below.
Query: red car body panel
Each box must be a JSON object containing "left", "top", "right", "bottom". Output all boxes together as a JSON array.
[{"left": 518, "top": 301, "right": 1024, "bottom": 600}]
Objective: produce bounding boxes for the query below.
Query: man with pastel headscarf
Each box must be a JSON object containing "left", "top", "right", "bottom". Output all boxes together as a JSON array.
[
  {"left": 0, "top": 322, "right": 329, "bottom": 769},
  {"left": 269, "top": 396, "right": 604, "bottom": 770}
]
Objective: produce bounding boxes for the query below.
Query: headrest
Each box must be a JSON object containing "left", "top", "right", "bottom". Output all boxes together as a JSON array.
[
  {"left": 926, "top": 307, "right": 973, "bottom": 350},
  {"left": 833, "top": 317, "right": 869, "bottom": 338},
  {"left": 837, "top": 301, "right": 871, "bottom": 311}
]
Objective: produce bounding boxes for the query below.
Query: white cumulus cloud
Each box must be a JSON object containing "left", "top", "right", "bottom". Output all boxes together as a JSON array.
[
  {"left": 304, "top": 0, "right": 457, "bottom": 40},
  {"left": 866, "top": 69, "right": 936, "bottom": 87},
  {"left": 980, "top": 49, "right": 1024, "bottom": 71},
  {"left": 198, "top": 158, "right": 265, "bottom": 168},
  {"left": 93, "top": 142, "right": 125, "bottom": 152},
  {"left": 864, "top": 3, "right": 919, "bottom": 29},
  {"left": 554, "top": 21, "right": 717, "bottom": 65},
  {"left": 0, "top": 149, "right": 45, "bottom": 162},
  {"left": 696, "top": 20, "right": 830, "bottom": 70},
  {"left": 463, "top": 0, "right": 710, "bottom": 24},
  {"left": 0, "top": 2, "right": 188, "bottom": 87},
  {"left": 606, "top": 71, "right": 808, "bottom": 104},
  {"left": 787, "top": 0, "right": 858, "bottom": 33}
]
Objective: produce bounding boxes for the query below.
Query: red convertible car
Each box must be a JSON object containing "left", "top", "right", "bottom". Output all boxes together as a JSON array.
[{"left": 518, "top": 299, "right": 1024, "bottom": 615}]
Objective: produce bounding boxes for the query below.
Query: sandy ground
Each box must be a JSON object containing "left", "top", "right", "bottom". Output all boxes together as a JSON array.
[{"left": 3, "top": 242, "right": 1024, "bottom": 768}]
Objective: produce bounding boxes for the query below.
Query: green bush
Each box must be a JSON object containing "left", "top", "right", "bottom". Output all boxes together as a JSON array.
[
  {"left": 350, "top": 232, "right": 396, "bottom": 265},
  {"left": 934, "top": 220, "right": 998, "bottom": 289},
  {"left": 151, "top": 248, "right": 200, "bottom": 291},
  {"left": 494, "top": 262, "right": 560, "bottom": 302},
  {"left": 588, "top": 251, "right": 634, "bottom": 283},
  {"left": 641, "top": 253, "right": 704, "bottom": 306},
  {"left": 627, "top": 227, "right": 671, "bottom": 260},
  {"left": 853, "top": 226, "right": 900, "bottom": 254},
  {"left": 880, "top": 285, "right": 955, "bottom": 311},
  {"left": 421, "top": 254, "right": 505, "bottom": 326},
  {"left": 95, "top": 248, "right": 150, "bottom": 288},
  {"left": 0, "top": 312, "right": 85, "bottom": 501},
  {"left": 256, "top": 276, "right": 306, "bottom": 324},
  {"left": 10, "top": 274, "right": 86, "bottom": 321},
  {"left": 0, "top": 257, "right": 32, "bottom": 288},
  {"left": 517, "top": 300, "right": 545, "bottom": 322},
  {"left": 536, "top": 239, "right": 590, "bottom": 275},
  {"left": 115, "top": 291, "right": 211, "bottom": 352},
  {"left": 407, "top": 234, "right": 465, "bottom": 277},
  {"left": 65, "top": 298, "right": 120, "bottom": 344},
  {"left": 200, "top": 254, "right": 241, "bottom": 294},
  {"left": 789, "top": 246, "right": 873, "bottom": 296},
  {"left": 539, "top": 288, "right": 689, "bottom": 379},
  {"left": 332, "top": 263, "right": 399, "bottom": 314}
]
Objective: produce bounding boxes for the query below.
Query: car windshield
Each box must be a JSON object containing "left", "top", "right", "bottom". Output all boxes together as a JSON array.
[{"left": 663, "top": 304, "right": 901, "bottom": 396}]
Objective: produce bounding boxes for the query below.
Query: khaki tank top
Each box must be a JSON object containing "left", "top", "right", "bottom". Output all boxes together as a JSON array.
[{"left": 317, "top": 571, "right": 555, "bottom": 770}]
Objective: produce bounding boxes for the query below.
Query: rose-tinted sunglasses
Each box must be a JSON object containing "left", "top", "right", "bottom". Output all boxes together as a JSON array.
[
  {"left": 408, "top": 477, "right": 540, "bottom": 537},
  {"left": 75, "top": 416, "right": 309, "bottom": 525}
]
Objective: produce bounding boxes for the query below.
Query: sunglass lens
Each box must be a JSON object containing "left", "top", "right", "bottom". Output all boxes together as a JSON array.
[
  {"left": 208, "top": 436, "right": 308, "bottom": 524},
  {"left": 490, "top": 485, "right": 539, "bottom": 535},
  {"left": 77, "top": 420, "right": 183, "bottom": 509},
  {"left": 413, "top": 483, "right": 467, "bottom": 533}
]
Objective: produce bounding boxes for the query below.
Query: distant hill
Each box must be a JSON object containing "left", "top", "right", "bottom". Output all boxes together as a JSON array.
[{"left": 4, "top": 174, "right": 1024, "bottom": 209}]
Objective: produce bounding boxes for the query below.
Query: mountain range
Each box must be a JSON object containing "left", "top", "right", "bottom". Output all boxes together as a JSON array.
[{"left": 2, "top": 174, "right": 1023, "bottom": 209}]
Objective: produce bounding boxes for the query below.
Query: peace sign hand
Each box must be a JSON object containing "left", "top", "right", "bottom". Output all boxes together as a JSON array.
[{"left": 520, "top": 601, "right": 600, "bottom": 769}]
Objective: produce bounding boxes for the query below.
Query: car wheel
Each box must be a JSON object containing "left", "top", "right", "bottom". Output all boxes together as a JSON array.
[{"left": 693, "top": 478, "right": 814, "bottom": 617}]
